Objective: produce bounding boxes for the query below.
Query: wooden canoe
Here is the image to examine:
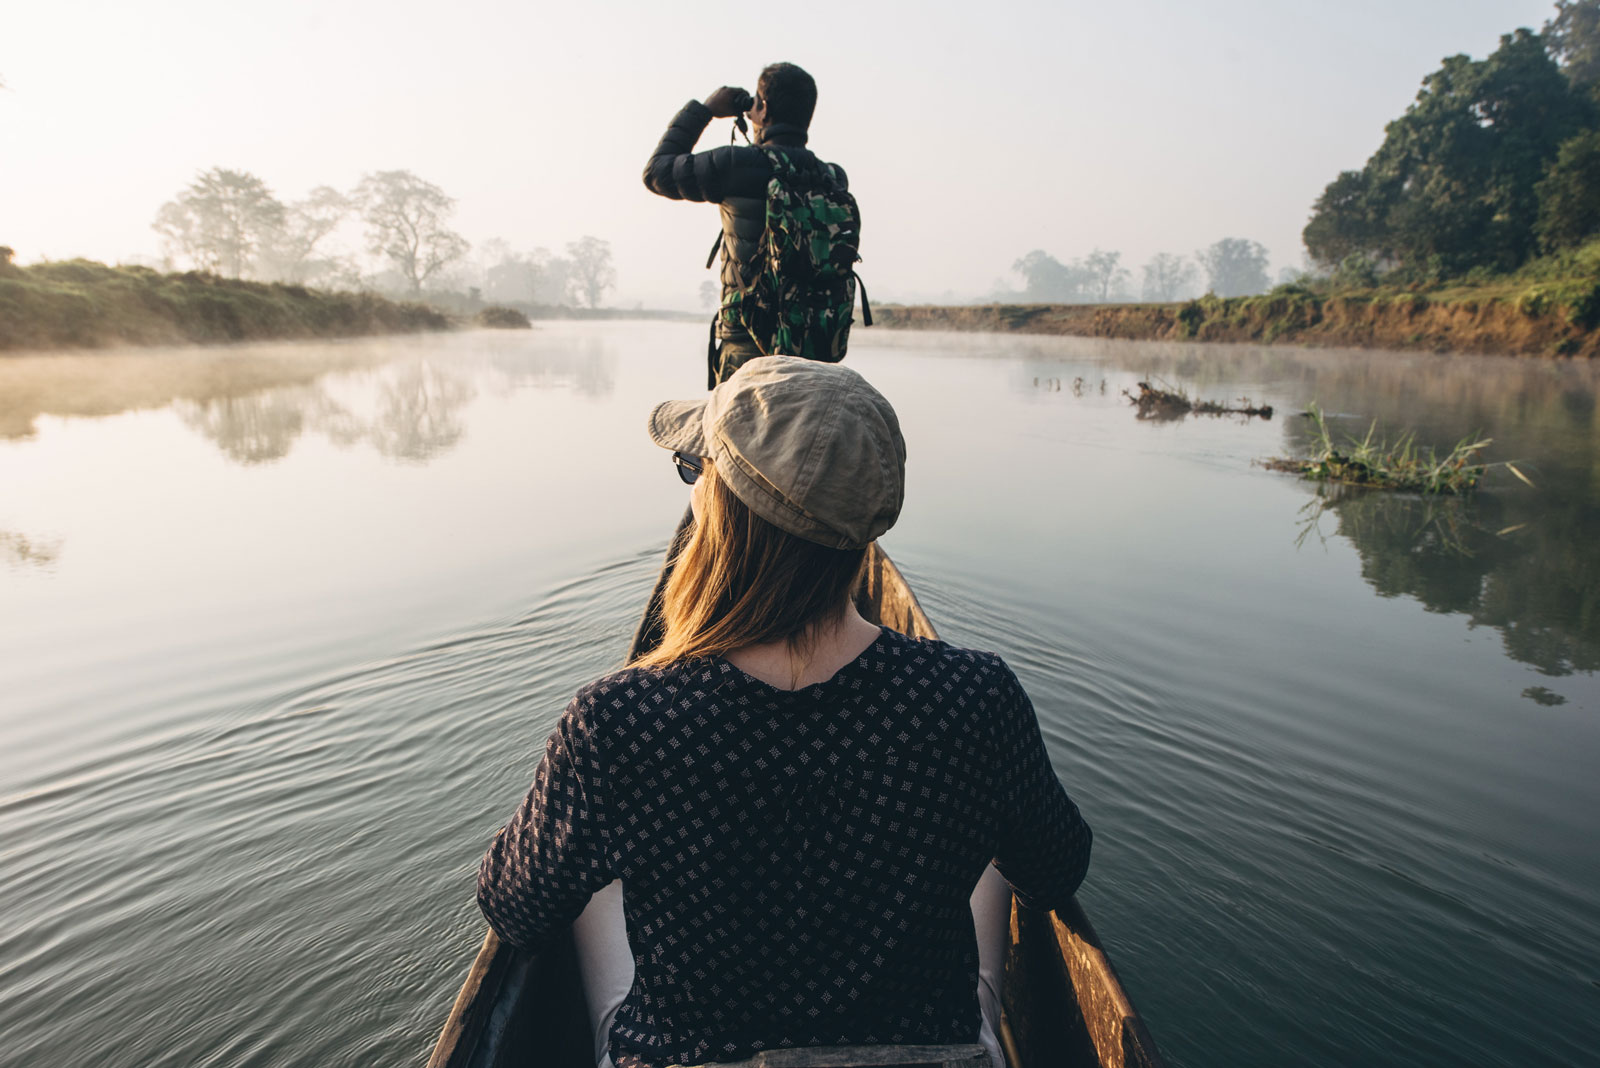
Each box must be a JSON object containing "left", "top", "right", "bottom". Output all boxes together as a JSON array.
[{"left": 429, "top": 520, "right": 1165, "bottom": 1068}]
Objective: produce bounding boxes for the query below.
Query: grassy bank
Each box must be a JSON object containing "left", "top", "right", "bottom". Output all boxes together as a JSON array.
[
  {"left": 877, "top": 245, "right": 1600, "bottom": 358},
  {"left": 0, "top": 259, "right": 452, "bottom": 352}
]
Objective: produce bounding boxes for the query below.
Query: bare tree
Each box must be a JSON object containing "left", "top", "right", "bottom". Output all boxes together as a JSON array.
[
  {"left": 699, "top": 279, "right": 717, "bottom": 312},
  {"left": 152, "top": 168, "right": 286, "bottom": 277},
  {"left": 353, "top": 170, "right": 469, "bottom": 294},
  {"left": 566, "top": 236, "right": 616, "bottom": 308},
  {"left": 1083, "top": 249, "right": 1130, "bottom": 302},
  {"left": 1141, "top": 253, "right": 1198, "bottom": 301}
]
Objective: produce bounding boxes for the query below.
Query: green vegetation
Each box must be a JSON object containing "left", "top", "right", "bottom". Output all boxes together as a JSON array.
[
  {"left": 475, "top": 305, "right": 532, "bottom": 329},
  {"left": 0, "top": 255, "right": 450, "bottom": 352},
  {"left": 1304, "top": 5, "right": 1600, "bottom": 281},
  {"left": 1265, "top": 404, "right": 1533, "bottom": 495}
]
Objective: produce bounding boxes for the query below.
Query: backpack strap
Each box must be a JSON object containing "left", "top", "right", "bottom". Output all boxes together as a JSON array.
[
  {"left": 854, "top": 271, "right": 873, "bottom": 327},
  {"left": 705, "top": 230, "right": 723, "bottom": 270},
  {"left": 705, "top": 315, "right": 719, "bottom": 390}
]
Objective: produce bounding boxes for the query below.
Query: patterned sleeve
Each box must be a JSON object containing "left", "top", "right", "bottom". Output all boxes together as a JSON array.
[
  {"left": 476, "top": 697, "right": 614, "bottom": 949},
  {"left": 988, "top": 660, "right": 1092, "bottom": 912}
]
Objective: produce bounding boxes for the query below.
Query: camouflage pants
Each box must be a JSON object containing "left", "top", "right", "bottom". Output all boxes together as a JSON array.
[{"left": 714, "top": 338, "right": 765, "bottom": 385}]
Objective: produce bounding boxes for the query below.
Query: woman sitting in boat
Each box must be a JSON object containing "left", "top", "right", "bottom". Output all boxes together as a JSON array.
[{"left": 477, "top": 356, "right": 1092, "bottom": 1068}]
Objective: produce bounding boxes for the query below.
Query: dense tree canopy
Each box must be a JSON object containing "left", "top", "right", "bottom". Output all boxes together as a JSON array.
[
  {"left": 1546, "top": 0, "right": 1600, "bottom": 88},
  {"left": 1303, "top": 27, "right": 1600, "bottom": 275}
]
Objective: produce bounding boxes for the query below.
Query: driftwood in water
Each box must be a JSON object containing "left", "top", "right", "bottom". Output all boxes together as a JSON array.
[{"left": 1124, "top": 381, "right": 1273, "bottom": 421}]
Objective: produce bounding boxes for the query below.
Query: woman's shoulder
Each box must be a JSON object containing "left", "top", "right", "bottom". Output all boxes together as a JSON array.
[
  {"left": 571, "top": 661, "right": 690, "bottom": 712},
  {"left": 878, "top": 629, "right": 1021, "bottom": 691}
]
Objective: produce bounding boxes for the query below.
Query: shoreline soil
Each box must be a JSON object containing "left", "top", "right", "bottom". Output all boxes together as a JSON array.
[{"left": 874, "top": 290, "right": 1600, "bottom": 358}]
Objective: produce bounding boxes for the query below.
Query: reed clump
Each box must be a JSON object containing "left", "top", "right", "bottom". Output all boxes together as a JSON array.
[{"left": 1263, "top": 404, "right": 1531, "bottom": 495}]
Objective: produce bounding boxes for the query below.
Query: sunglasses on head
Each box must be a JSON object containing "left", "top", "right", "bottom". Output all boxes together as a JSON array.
[{"left": 672, "top": 451, "right": 704, "bottom": 486}]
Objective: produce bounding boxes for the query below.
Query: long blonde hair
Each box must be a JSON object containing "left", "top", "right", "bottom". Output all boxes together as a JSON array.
[{"left": 633, "top": 463, "right": 867, "bottom": 669}]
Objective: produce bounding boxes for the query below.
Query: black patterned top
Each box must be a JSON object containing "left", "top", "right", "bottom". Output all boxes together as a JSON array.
[{"left": 477, "top": 627, "right": 1091, "bottom": 1068}]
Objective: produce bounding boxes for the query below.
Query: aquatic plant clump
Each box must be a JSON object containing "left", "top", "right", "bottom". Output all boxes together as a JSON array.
[{"left": 1263, "top": 404, "right": 1532, "bottom": 495}]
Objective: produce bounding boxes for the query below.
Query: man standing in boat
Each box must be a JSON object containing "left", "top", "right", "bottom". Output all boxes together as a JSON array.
[{"left": 644, "top": 63, "right": 867, "bottom": 388}]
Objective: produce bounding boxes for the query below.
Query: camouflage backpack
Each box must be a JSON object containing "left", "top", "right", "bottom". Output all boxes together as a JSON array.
[{"left": 718, "top": 148, "right": 871, "bottom": 366}]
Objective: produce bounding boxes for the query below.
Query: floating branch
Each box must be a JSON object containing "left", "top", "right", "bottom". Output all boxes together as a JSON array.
[{"left": 1122, "top": 380, "right": 1273, "bottom": 421}]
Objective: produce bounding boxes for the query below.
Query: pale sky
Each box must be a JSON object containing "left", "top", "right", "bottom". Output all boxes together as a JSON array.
[{"left": 0, "top": 0, "right": 1563, "bottom": 308}]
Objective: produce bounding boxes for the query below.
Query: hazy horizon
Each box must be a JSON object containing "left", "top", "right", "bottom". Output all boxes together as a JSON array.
[{"left": 1, "top": 0, "right": 1562, "bottom": 308}]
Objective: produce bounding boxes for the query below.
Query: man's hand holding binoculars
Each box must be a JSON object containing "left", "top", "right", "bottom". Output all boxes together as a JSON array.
[{"left": 704, "top": 87, "right": 753, "bottom": 118}]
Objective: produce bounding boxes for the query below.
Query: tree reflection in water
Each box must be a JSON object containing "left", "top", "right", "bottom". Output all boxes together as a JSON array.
[
  {"left": 177, "top": 360, "right": 478, "bottom": 465},
  {"left": 1293, "top": 481, "right": 1600, "bottom": 680},
  {"left": 1, "top": 530, "right": 62, "bottom": 570},
  {"left": 178, "top": 391, "right": 312, "bottom": 465},
  {"left": 369, "top": 364, "right": 473, "bottom": 463}
]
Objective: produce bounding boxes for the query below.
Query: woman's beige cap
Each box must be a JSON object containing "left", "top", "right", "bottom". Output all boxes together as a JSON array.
[{"left": 647, "top": 356, "right": 906, "bottom": 550}]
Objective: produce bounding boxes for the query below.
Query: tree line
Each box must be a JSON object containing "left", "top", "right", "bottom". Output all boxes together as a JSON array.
[
  {"left": 1005, "top": 239, "right": 1279, "bottom": 304},
  {"left": 1304, "top": 0, "right": 1600, "bottom": 281},
  {"left": 151, "top": 167, "right": 617, "bottom": 307}
]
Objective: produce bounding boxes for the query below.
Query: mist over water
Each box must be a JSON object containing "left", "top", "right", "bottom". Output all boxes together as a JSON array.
[{"left": 3, "top": 323, "right": 1598, "bottom": 1067}]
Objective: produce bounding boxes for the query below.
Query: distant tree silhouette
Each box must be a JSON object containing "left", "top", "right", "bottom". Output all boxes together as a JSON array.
[
  {"left": 1083, "top": 249, "right": 1129, "bottom": 302},
  {"left": 258, "top": 186, "right": 351, "bottom": 285},
  {"left": 566, "top": 236, "right": 616, "bottom": 308},
  {"left": 353, "top": 170, "right": 469, "bottom": 294},
  {"left": 1140, "top": 253, "right": 1197, "bottom": 302},
  {"left": 153, "top": 168, "right": 286, "bottom": 278},
  {"left": 1197, "top": 238, "right": 1270, "bottom": 297}
]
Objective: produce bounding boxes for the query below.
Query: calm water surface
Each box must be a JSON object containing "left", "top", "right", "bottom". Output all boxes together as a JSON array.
[{"left": 3, "top": 323, "right": 1597, "bottom": 1067}]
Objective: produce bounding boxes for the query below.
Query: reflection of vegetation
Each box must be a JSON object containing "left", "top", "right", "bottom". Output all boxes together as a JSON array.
[
  {"left": 1297, "top": 483, "right": 1600, "bottom": 678},
  {"left": 178, "top": 362, "right": 476, "bottom": 465},
  {"left": 180, "top": 392, "right": 310, "bottom": 465},
  {"left": 1266, "top": 404, "right": 1505, "bottom": 494},
  {"left": 1, "top": 530, "right": 62, "bottom": 569},
  {"left": 1522, "top": 686, "right": 1568, "bottom": 706},
  {"left": 369, "top": 365, "right": 473, "bottom": 463}
]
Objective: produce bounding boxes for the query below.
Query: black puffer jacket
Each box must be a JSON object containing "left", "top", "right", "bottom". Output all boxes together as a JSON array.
[{"left": 644, "top": 99, "right": 849, "bottom": 340}]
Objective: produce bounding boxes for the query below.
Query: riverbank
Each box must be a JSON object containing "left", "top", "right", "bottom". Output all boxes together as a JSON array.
[
  {"left": 0, "top": 259, "right": 451, "bottom": 352},
  {"left": 874, "top": 284, "right": 1600, "bottom": 358}
]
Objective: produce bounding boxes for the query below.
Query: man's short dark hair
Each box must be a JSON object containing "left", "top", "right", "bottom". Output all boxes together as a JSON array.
[{"left": 757, "top": 62, "right": 817, "bottom": 128}]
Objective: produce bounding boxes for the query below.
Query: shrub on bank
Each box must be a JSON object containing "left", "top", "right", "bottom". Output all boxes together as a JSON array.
[
  {"left": 475, "top": 305, "right": 532, "bottom": 329},
  {"left": 0, "top": 259, "right": 451, "bottom": 351}
]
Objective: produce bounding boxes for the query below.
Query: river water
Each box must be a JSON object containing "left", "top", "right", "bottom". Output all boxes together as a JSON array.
[{"left": 2, "top": 323, "right": 1597, "bottom": 1068}]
